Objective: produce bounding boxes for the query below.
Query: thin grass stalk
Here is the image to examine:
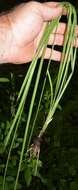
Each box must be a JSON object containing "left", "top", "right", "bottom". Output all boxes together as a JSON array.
[
  {"left": 2, "top": 104, "right": 24, "bottom": 190},
  {"left": 14, "top": 20, "right": 60, "bottom": 188},
  {"left": 14, "top": 35, "right": 51, "bottom": 190},
  {"left": 38, "top": 4, "right": 77, "bottom": 138},
  {"left": 4, "top": 57, "right": 38, "bottom": 148},
  {"left": 52, "top": 6, "right": 76, "bottom": 100},
  {"left": 39, "top": 45, "right": 77, "bottom": 138},
  {"left": 13, "top": 19, "right": 60, "bottom": 103},
  {"left": 14, "top": 19, "right": 61, "bottom": 190},
  {"left": 4, "top": 18, "right": 60, "bottom": 149},
  {"left": 54, "top": 5, "right": 72, "bottom": 98},
  {"left": 27, "top": 24, "right": 59, "bottom": 149},
  {"left": 54, "top": 5, "right": 76, "bottom": 100},
  {"left": 54, "top": 4, "right": 76, "bottom": 99}
]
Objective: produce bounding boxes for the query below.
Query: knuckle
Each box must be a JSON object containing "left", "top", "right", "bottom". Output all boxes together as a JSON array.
[{"left": 27, "top": 1, "right": 41, "bottom": 10}]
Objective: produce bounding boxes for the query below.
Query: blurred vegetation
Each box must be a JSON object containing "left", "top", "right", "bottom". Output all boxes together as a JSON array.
[{"left": 0, "top": 0, "right": 78, "bottom": 190}]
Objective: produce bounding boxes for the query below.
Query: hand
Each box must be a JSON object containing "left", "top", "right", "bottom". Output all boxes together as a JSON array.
[
  {"left": 7, "top": 1, "right": 78, "bottom": 64},
  {"left": 7, "top": 1, "right": 63, "bottom": 63}
]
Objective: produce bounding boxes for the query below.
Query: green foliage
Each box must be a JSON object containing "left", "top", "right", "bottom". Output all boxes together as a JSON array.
[
  {"left": 24, "top": 156, "right": 43, "bottom": 186},
  {"left": 0, "top": 78, "right": 9, "bottom": 82}
]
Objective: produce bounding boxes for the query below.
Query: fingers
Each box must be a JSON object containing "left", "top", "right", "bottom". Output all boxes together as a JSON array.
[
  {"left": 38, "top": 22, "right": 78, "bottom": 47},
  {"left": 44, "top": 48, "right": 61, "bottom": 61},
  {"left": 48, "top": 34, "right": 64, "bottom": 46},
  {"left": 43, "top": 2, "right": 60, "bottom": 7},
  {"left": 53, "top": 23, "right": 78, "bottom": 36},
  {"left": 38, "top": 48, "right": 61, "bottom": 62},
  {"left": 40, "top": 3, "right": 63, "bottom": 21},
  {"left": 48, "top": 33, "right": 78, "bottom": 47},
  {"left": 43, "top": 2, "right": 67, "bottom": 15}
]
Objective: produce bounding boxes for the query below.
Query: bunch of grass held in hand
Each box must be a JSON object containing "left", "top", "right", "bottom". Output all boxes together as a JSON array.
[{"left": 2, "top": 2, "right": 77, "bottom": 190}]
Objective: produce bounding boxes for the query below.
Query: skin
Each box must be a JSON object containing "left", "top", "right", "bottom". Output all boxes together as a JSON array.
[{"left": 0, "top": 1, "right": 78, "bottom": 64}]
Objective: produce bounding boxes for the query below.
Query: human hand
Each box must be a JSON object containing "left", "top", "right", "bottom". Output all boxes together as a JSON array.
[
  {"left": 7, "top": 1, "right": 78, "bottom": 64},
  {"left": 6, "top": 1, "right": 63, "bottom": 63}
]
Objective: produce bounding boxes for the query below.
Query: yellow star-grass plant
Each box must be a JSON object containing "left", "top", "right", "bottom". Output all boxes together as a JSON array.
[{"left": 3, "top": 2, "right": 77, "bottom": 190}]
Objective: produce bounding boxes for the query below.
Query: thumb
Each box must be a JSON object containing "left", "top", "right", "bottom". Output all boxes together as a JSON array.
[{"left": 40, "top": 3, "right": 63, "bottom": 21}]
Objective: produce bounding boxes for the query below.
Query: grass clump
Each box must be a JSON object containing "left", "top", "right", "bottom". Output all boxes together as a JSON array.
[{"left": 2, "top": 2, "right": 77, "bottom": 190}]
